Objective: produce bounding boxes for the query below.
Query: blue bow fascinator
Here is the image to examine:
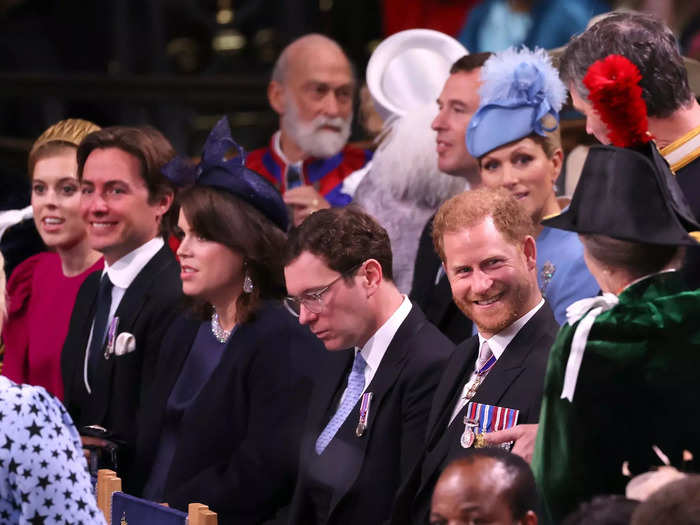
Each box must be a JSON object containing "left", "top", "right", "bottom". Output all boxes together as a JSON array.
[
  {"left": 162, "top": 117, "right": 289, "bottom": 231},
  {"left": 466, "top": 47, "right": 567, "bottom": 158}
]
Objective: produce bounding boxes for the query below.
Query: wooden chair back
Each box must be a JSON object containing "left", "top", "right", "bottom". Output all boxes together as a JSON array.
[{"left": 96, "top": 469, "right": 218, "bottom": 524}]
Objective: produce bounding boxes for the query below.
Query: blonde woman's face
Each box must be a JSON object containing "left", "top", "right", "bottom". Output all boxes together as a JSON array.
[
  {"left": 479, "top": 137, "right": 562, "bottom": 224},
  {"left": 31, "top": 149, "right": 87, "bottom": 250}
]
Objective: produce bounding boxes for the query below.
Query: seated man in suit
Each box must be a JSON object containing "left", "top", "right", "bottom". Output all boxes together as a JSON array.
[
  {"left": 246, "top": 34, "right": 371, "bottom": 227},
  {"left": 61, "top": 126, "right": 182, "bottom": 481},
  {"left": 283, "top": 206, "right": 454, "bottom": 525},
  {"left": 393, "top": 187, "right": 558, "bottom": 524},
  {"left": 410, "top": 52, "right": 491, "bottom": 344},
  {"left": 430, "top": 449, "right": 538, "bottom": 525}
]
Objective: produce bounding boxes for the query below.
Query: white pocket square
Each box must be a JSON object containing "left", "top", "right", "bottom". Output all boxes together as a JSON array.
[{"left": 114, "top": 332, "right": 136, "bottom": 356}]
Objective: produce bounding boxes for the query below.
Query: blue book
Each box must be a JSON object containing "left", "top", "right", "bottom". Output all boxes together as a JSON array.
[{"left": 111, "top": 492, "right": 187, "bottom": 525}]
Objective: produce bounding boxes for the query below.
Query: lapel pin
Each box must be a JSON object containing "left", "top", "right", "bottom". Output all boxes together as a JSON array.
[
  {"left": 356, "top": 392, "right": 373, "bottom": 437},
  {"left": 104, "top": 316, "right": 120, "bottom": 359}
]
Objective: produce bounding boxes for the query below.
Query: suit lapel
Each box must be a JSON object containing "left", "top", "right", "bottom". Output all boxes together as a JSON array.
[
  {"left": 472, "top": 304, "right": 553, "bottom": 407},
  {"left": 327, "top": 306, "right": 426, "bottom": 515},
  {"left": 305, "top": 350, "right": 354, "bottom": 457},
  {"left": 424, "top": 337, "right": 478, "bottom": 450},
  {"left": 63, "top": 272, "right": 100, "bottom": 407},
  {"left": 90, "top": 246, "right": 175, "bottom": 422}
]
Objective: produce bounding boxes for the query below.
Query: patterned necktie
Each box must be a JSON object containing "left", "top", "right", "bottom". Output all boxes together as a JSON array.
[
  {"left": 476, "top": 340, "right": 494, "bottom": 372},
  {"left": 315, "top": 352, "right": 367, "bottom": 454},
  {"left": 286, "top": 164, "right": 303, "bottom": 190},
  {"left": 88, "top": 273, "right": 114, "bottom": 384}
]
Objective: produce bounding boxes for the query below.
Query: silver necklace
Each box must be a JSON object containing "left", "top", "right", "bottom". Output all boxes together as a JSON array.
[{"left": 211, "top": 311, "right": 232, "bottom": 343}]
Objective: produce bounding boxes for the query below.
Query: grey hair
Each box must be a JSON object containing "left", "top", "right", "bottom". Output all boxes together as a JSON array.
[{"left": 558, "top": 11, "right": 693, "bottom": 118}]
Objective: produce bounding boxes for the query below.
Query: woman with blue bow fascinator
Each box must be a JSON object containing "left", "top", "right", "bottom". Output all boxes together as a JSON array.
[
  {"left": 131, "top": 117, "right": 325, "bottom": 523},
  {"left": 466, "top": 47, "right": 599, "bottom": 324}
]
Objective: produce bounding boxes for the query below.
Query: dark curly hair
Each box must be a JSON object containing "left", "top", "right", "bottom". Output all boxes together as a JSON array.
[{"left": 283, "top": 205, "right": 393, "bottom": 282}]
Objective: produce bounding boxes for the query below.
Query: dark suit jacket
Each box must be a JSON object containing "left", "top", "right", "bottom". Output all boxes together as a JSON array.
[
  {"left": 391, "top": 302, "right": 559, "bottom": 525},
  {"left": 288, "top": 304, "right": 454, "bottom": 525},
  {"left": 131, "top": 303, "right": 325, "bottom": 524},
  {"left": 410, "top": 216, "right": 473, "bottom": 344},
  {"left": 61, "top": 244, "right": 181, "bottom": 473}
]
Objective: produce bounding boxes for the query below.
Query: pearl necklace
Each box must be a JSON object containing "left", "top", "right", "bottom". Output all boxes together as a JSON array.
[{"left": 211, "top": 311, "right": 232, "bottom": 343}]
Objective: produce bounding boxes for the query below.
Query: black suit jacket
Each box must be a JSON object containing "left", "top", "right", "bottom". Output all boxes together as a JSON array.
[
  {"left": 288, "top": 304, "right": 454, "bottom": 525},
  {"left": 131, "top": 303, "right": 325, "bottom": 524},
  {"left": 61, "top": 244, "right": 181, "bottom": 472},
  {"left": 392, "top": 302, "right": 559, "bottom": 525},
  {"left": 410, "top": 216, "right": 473, "bottom": 344}
]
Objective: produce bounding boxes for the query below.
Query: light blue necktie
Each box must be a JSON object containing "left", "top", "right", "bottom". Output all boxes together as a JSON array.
[{"left": 315, "top": 352, "right": 367, "bottom": 454}]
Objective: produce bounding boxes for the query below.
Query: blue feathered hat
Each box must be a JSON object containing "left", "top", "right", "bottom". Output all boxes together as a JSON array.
[
  {"left": 162, "top": 117, "right": 289, "bottom": 231},
  {"left": 466, "top": 47, "right": 567, "bottom": 158}
]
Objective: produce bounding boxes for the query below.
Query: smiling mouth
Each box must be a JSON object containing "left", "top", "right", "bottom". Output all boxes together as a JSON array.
[
  {"left": 90, "top": 221, "right": 117, "bottom": 228},
  {"left": 42, "top": 217, "right": 64, "bottom": 225},
  {"left": 473, "top": 293, "right": 504, "bottom": 306}
]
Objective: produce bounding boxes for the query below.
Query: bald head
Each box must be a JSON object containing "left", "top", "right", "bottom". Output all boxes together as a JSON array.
[
  {"left": 272, "top": 34, "right": 351, "bottom": 84},
  {"left": 430, "top": 450, "right": 538, "bottom": 525}
]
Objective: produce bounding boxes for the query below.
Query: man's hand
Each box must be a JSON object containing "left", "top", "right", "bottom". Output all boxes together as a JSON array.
[
  {"left": 484, "top": 424, "right": 539, "bottom": 463},
  {"left": 284, "top": 186, "right": 330, "bottom": 227}
]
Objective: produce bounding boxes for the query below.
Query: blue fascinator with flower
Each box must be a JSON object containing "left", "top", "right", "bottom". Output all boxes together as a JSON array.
[
  {"left": 466, "top": 47, "right": 567, "bottom": 159},
  {"left": 162, "top": 117, "right": 288, "bottom": 231}
]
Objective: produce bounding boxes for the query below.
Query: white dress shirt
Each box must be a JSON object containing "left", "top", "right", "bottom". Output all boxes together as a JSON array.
[
  {"left": 83, "top": 237, "right": 165, "bottom": 392},
  {"left": 339, "top": 295, "right": 412, "bottom": 405},
  {"left": 449, "top": 298, "right": 545, "bottom": 424}
]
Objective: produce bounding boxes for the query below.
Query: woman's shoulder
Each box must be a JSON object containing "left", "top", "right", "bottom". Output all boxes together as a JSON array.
[{"left": 5, "top": 253, "right": 55, "bottom": 316}]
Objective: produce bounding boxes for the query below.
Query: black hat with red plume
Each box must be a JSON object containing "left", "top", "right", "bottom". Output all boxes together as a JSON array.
[{"left": 542, "top": 54, "right": 700, "bottom": 245}]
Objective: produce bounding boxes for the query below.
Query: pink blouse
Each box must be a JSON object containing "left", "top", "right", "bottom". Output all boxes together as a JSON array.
[{"left": 2, "top": 252, "right": 103, "bottom": 399}]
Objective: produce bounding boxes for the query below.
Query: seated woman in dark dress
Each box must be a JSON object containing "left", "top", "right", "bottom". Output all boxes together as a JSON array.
[{"left": 131, "top": 118, "right": 324, "bottom": 524}]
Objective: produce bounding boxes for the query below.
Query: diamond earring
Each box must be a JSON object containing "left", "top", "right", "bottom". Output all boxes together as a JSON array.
[{"left": 243, "top": 272, "right": 254, "bottom": 293}]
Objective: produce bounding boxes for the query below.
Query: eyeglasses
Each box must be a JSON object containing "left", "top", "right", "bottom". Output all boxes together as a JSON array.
[{"left": 284, "top": 263, "right": 362, "bottom": 317}]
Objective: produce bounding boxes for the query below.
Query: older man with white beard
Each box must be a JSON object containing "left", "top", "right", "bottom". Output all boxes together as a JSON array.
[{"left": 247, "top": 34, "right": 372, "bottom": 227}]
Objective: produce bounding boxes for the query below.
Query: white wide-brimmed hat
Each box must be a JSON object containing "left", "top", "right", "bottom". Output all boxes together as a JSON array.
[{"left": 366, "top": 29, "right": 468, "bottom": 121}]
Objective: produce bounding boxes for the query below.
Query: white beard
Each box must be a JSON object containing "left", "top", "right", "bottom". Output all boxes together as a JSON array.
[{"left": 281, "top": 97, "right": 352, "bottom": 159}]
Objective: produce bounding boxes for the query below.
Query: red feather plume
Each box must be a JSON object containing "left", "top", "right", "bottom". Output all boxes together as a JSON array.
[{"left": 582, "top": 54, "right": 651, "bottom": 147}]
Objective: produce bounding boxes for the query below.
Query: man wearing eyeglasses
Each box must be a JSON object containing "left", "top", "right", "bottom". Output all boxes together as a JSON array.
[{"left": 283, "top": 206, "right": 454, "bottom": 525}]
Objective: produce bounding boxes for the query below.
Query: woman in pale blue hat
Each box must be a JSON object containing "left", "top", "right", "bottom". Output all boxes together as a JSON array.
[{"left": 466, "top": 47, "right": 599, "bottom": 324}]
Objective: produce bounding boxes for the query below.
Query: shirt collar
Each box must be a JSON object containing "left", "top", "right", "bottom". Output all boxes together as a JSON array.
[
  {"left": 356, "top": 295, "right": 412, "bottom": 375},
  {"left": 103, "top": 237, "right": 164, "bottom": 289},
  {"left": 477, "top": 298, "right": 545, "bottom": 360},
  {"left": 272, "top": 130, "right": 303, "bottom": 169}
]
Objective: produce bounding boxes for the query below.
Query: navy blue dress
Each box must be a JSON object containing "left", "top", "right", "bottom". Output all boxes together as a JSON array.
[
  {"left": 131, "top": 302, "right": 325, "bottom": 524},
  {"left": 142, "top": 322, "right": 231, "bottom": 500}
]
